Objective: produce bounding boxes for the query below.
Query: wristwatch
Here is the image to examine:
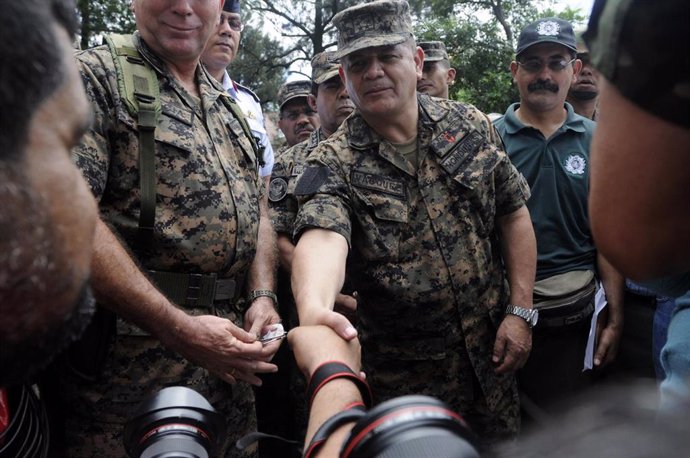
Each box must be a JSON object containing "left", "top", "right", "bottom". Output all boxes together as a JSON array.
[
  {"left": 505, "top": 304, "right": 539, "bottom": 328},
  {"left": 247, "top": 289, "right": 278, "bottom": 307}
]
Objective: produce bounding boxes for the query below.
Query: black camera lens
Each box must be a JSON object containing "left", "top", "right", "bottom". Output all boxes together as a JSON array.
[
  {"left": 123, "top": 386, "right": 226, "bottom": 458},
  {"left": 341, "top": 395, "right": 480, "bottom": 458}
]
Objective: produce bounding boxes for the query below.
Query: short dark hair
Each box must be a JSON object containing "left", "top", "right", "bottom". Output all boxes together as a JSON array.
[{"left": 0, "top": 0, "right": 79, "bottom": 159}]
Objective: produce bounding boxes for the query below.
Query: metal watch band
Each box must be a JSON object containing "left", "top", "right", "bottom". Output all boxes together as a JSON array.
[
  {"left": 247, "top": 289, "right": 278, "bottom": 306},
  {"left": 505, "top": 304, "right": 538, "bottom": 328}
]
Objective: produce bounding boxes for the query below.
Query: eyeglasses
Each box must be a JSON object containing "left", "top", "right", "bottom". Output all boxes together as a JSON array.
[
  {"left": 219, "top": 15, "right": 244, "bottom": 32},
  {"left": 517, "top": 57, "right": 576, "bottom": 73},
  {"left": 281, "top": 108, "right": 317, "bottom": 121}
]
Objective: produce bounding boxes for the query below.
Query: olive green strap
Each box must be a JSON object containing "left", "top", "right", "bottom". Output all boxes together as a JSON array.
[{"left": 104, "top": 34, "right": 160, "bottom": 245}]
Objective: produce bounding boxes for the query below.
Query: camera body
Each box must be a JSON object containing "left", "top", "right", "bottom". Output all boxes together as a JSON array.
[{"left": 123, "top": 387, "right": 225, "bottom": 458}]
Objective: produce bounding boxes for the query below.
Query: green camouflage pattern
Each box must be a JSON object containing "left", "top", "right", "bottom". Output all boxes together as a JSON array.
[
  {"left": 269, "top": 128, "right": 325, "bottom": 235},
  {"left": 276, "top": 79, "right": 312, "bottom": 110},
  {"left": 584, "top": 0, "right": 690, "bottom": 127},
  {"left": 294, "top": 94, "right": 530, "bottom": 441},
  {"left": 63, "top": 32, "right": 261, "bottom": 457},
  {"left": 333, "top": 0, "right": 414, "bottom": 58},
  {"left": 311, "top": 51, "right": 340, "bottom": 85},
  {"left": 418, "top": 40, "right": 449, "bottom": 62}
]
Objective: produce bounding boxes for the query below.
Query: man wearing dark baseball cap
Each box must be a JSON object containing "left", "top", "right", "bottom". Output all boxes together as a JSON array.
[
  {"left": 290, "top": 0, "right": 537, "bottom": 446},
  {"left": 494, "top": 17, "right": 624, "bottom": 419}
]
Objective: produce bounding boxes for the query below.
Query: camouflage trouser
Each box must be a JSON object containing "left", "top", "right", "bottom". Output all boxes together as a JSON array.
[
  {"left": 56, "top": 333, "right": 257, "bottom": 458},
  {"left": 363, "top": 342, "right": 520, "bottom": 446}
]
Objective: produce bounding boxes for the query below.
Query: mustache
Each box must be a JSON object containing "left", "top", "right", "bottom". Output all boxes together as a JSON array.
[{"left": 528, "top": 80, "right": 559, "bottom": 93}]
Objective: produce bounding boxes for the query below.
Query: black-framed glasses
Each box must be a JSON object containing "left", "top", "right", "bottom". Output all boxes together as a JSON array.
[
  {"left": 220, "top": 15, "right": 244, "bottom": 32},
  {"left": 517, "top": 57, "right": 576, "bottom": 73}
]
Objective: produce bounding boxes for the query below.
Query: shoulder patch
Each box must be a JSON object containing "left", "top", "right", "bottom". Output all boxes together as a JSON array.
[
  {"left": 269, "top": 177, "right": 289, "bottom": 202},
  {"left": 294, "top": 166, "right": 330, "bottom": 196}
]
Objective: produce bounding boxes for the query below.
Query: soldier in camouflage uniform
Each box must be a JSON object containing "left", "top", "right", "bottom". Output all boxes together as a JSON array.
[
  {"left": 275, "top": 80, "right": 320, "bottom": 154},
  {"left": 266, "top": 51, "right": 357, "bottom": 445},
  {"left": 290, "top": 0, "right": 538, "bottom": 445},
  {"left": 417, "top": 40, "right": 456, "bottom": 99},
  {"left": 49, "top": 1, "right": 281, "bottom": 456}
]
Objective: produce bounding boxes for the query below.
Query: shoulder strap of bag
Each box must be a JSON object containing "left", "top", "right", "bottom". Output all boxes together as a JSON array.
[{"left": 104, "top": 33, "right": 160, "bottom": 247}]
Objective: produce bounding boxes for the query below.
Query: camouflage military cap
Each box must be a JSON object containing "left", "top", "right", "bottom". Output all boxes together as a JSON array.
[
  {"left": 277, "top": 79, "right": 312, "bottom": 109},
  {"left": 418, "top": 41, "right": 449, "bottom": 62},
  {"left": 332, "top": 0, "right": 414, "bottom": 59},
  {"left": 311, "top": 51, "right": 341, "bottom": 85}
]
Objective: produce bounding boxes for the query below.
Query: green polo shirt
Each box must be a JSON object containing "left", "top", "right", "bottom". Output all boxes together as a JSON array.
[{"left": 494, "top": 103, "right": 597, "bottom": 280}]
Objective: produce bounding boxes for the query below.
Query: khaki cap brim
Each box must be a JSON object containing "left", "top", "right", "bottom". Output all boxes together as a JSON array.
[
  {"left": 314, "top": 68, "right": 341, "bottom": 85},
  {"left": 335, "top": 33, "right": 410, "bottom": 59}
]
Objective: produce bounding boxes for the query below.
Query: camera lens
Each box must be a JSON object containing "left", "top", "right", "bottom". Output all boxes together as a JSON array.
[
  {"left": 341, "top": 395, "right": 480, "bottom": 458},
  {"left": 123, "top": 386, "right": 226, "bottom": 458}
]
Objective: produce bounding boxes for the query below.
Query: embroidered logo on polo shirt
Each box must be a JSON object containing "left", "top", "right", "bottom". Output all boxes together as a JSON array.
[
  {"left": 537, "top": 20, "right": 560, "bottom": 36},
  {"left": 564, "top": 154, "right": 587, "bottom": 176}
]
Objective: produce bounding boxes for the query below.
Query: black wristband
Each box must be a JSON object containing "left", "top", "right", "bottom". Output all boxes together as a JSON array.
[
  {"left": 303, "top": 405, "right": 366, "bottom": 458},
  {"left": 307, "top": 361, "right": 373, "bottom": 409}
]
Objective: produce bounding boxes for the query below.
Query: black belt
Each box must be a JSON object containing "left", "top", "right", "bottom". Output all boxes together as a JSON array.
[
  {"left": 537, "top": 301, "right": 594, "bottom": 329},
  {"left": 147, "top": 270, "right": 238, "bottom": 309}
]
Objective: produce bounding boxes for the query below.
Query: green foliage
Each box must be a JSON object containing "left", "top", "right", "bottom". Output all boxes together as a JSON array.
[
  {"left": 229, "top": 26, "right": 288, "bottom": 107},
  {"left": 76, "top": 0, "right": 135, "bottom": 50}
]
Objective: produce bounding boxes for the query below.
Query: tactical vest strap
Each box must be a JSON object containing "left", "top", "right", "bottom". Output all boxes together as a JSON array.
[
  {"left": 218, "top": 93, "right": 262, "bottom": 163},
  {"left": 104, "top": 34, "right": 160, "bottom": 246}
]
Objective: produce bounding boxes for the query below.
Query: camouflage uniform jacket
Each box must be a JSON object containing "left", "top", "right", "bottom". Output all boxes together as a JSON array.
[
  {"left": 269, "top": 127, "right": 326, "bottom": 235},
  {"left": 74, "top": 32, "right": 262, "bottom": 289},
  {"left": 64, "top": 33, "right": 261, "bottom": 457},
  {"left": 294, "top": 94, "right": 530, "bottom": 413}
]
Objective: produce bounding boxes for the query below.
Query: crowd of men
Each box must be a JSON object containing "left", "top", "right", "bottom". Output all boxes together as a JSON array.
[{"left": 1, "top": 0, "right": 688, "bottom": 457}]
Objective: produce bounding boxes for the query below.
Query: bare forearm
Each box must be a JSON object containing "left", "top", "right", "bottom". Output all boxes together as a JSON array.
[
  {"left": 292, "top": 229, "right": 348, "bottom": 323},
  {"left": 277, "top": 233, "right": 295, "bottom": 273},
  {"left": 597, "top": 252, "right": 624, "bottom": 325},
  {"left": 498, "top": 206, "right": 537, "bottom": 307},
  {"left": 246, "top": 196, "right": 277, "bottom": 292},
  {"left": 304, "top": 380, "right": 360, "bottom": 455}
]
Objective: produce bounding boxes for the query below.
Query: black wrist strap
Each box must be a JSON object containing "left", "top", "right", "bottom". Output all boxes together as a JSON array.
[
  {"left": 303, "top": 405, "right": 366, "bottom": 458},
  {"left": 307, "top": 361, "right": 373, "bottom": 409}
]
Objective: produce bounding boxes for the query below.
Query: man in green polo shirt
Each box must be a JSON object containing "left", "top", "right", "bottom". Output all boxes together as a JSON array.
[{"left": 494, "top": 17, "right": 624, "bottom": 416}]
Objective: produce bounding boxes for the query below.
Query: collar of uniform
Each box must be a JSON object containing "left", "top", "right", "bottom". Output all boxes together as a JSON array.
[
  {"left": 417, "top": 93, "right": 450, "bottom": 124},
  {"left": 133, "top": 31, "right": 169, "bottom": 78},
  {"left": 562, "top": 102, "right": 588, "bottom": 133},
  {"left": 502, "top": 102, "right": 587, "bottom": 135},
  {"left": 307, "top": 128, "right": 324, "bottom": 150},
  {"left": 346, "top": 94, "right": 449, "bottom": 149}
]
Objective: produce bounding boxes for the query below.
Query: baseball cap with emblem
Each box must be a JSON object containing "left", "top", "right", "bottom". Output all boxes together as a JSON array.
[
  {"left": 311, "top": 51, "right": 341, "bottom": 85},
  {"left": 276, "top": 80, "right": 312, "bottom": 110},
  {"left": 418, "top": 41, "right": 449, "bottom": 62},
  {"left": 223, "top": 0, "right": 240, "bottom": 13},
  {"left": 516, "top": 17, "right": 577, "bottom": 56},
  {"left": 332, "top": 0, "right": 414, "bottom": 59}
]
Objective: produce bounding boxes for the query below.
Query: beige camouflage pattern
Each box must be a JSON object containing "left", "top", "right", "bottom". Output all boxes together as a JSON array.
[
  {"left": 276, "top": 79, "right": 312, "bottom": 110},
  {"left": 419, "top": 40, "right": 449, "bottom": 61},
  {"left": 61, "top": 32, "right": 261, "bottom": 457},
  {"left": 333, "top": 0, "right": 414, "bottom": 58},
  {"left": 294, "top": 94, "right": 531, "bottom": 441},
  {"left": 311, "top": 51, "right": 340, "bottom": 85}
]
